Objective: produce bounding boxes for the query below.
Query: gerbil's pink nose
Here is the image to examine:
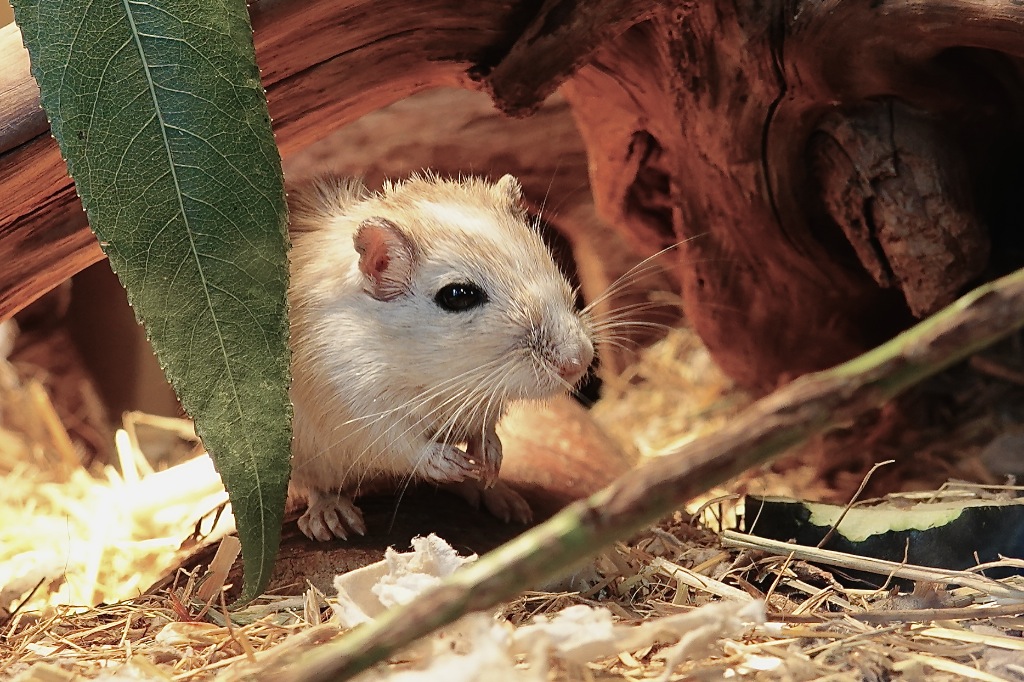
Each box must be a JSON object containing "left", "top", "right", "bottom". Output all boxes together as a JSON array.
[
  {"left": 557, "top": 341, "right": 593, "bottom": 383},
  {"left": 557, "top": 357, "right": 586, "bottom": 382},
  {"left": 550, "top": 332, "right": 594, "bottom": 386}
]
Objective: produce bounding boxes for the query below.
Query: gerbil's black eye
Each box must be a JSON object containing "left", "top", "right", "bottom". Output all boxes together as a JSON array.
[{"left": 434, "top": 282, "right": 488, "bottom": 312}]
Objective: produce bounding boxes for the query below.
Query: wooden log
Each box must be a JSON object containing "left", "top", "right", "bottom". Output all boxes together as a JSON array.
[
  {"left": 810, "top": 101, "right": 988, "bottom": 317},
  {"left": 3, "top": 0, "right": 1024, "bottom": 389},
  {"left": 561, "top": 0, "right": 1024, "bottom": 388}
]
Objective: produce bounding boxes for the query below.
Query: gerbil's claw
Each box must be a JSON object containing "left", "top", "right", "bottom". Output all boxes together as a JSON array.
[
  {"left": 298, "top": 492, "right": 366, "bottom": 542},
  {"left": 466, "top": 425, "right": 503, "bottom": 488},
  {"left": 298, "top": 510, "right": 339, "bottom": 542},
  {"left": 419, "top": 441, "right": 482, "bottom": 484},
  {"left": 444, "top": 480, "right": 532, "bottom": 525}
]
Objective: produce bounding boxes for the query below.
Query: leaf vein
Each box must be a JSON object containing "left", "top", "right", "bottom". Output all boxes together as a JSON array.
[{"left": 118, "top": 0, "right": 268, "bottom": 573}]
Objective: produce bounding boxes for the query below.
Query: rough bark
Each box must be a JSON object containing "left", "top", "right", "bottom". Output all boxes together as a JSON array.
[
  {"left": 560, "top": 1, "right": 1024, "bottom": 388},
  {"left": 3, "top": 0, "right": 1023, "bottom": 389}
]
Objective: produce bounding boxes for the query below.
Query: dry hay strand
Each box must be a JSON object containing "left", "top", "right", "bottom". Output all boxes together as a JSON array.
[
  {"left": 592, "top": 327, "right": 748, "bottom": 460},
  {"left": 3, "top": 581, "right": 339, "bottom": 680},
  {"left": 0, "top": 332, "right": 230, "bottom": 631}
]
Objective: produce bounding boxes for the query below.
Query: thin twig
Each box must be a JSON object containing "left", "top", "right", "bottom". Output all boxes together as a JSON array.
[
  {"left": 817, "top": 459, "right": 895, "bottom": 548},
  {"left": 722, "top": 531, "right": 1024, "bottom": 601}
]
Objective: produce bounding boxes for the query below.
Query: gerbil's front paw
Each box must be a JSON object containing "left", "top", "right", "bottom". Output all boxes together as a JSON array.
[
  {"left": 417, "top": 441, "right": 483, "bottom": 484},
  {"left": 444, "top": 480, "right": 533, "bottom": 525},
  {"left": 298, "top": 491, "right": 367, "bottom": 542},
  {"left": 466, "top": 425, "right": 503, "bottom": 488}
]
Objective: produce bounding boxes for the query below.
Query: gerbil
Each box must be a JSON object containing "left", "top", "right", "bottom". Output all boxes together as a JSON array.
[{"left": 287, "top": 172, "right": 595, "bottom": 541}]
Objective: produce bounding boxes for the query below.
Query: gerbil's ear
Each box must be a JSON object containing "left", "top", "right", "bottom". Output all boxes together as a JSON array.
[
  {"left": 495, "top": 174, "right": 523, "bottom": 204},
  {"left": 354, "top": 217, "right": 417, "bottom": 301}
]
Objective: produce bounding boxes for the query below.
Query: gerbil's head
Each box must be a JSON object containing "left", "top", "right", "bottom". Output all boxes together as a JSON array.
[{"left": 351, "top": 173, "right": 594, "bottom": 409}]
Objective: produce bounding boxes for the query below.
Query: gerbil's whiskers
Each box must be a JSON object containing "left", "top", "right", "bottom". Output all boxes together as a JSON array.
[
  {"left": 581, "top": 238, "right": 701, "bottom": 315},
  {"left": 298, "top": 364, "right": 490, "bottom": 490},
  {"left": 363, "top": 354, "right": 508, "bottom": 482},
  {"left": 416, "top": 357, "right": 512, "bottom": 470},
  {"left": 589, "top": 303, "right": 679, "bottom": 335},
  {"left": 578, "top": 235, "right": 761, "bottom": 355},
  {"left": 352, "top": 377, "right": 481, "bottom": 485},
  {"left": 394, "top": 356, "right": 514, "bottom": 510},
  {"left": 534, "top": 158, "right": 559, "bottom": 228}
]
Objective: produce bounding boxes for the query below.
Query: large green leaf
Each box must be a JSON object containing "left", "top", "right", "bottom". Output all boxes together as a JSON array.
[{"left": 12, "top": 0, "right": 291, "bottom": 601}]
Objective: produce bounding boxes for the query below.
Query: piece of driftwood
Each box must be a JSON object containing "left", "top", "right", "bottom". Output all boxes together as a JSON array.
[{"left": 3, "top": 0, "right": 1024, "bottom": 389}]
